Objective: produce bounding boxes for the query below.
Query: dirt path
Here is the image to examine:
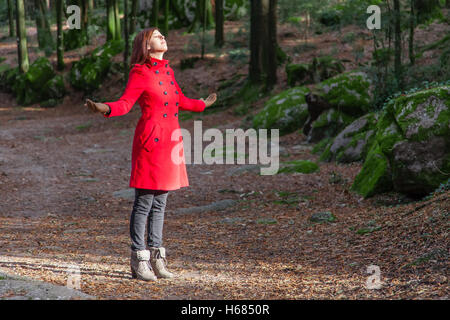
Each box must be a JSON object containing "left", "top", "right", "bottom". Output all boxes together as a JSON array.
[{"left": 0, "top": 23, "right": 448, "bottom": 300}]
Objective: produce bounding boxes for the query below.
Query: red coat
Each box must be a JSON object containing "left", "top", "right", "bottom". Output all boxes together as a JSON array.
[{"left": 103, "top": 56, "right": 206, "bottom": 191}]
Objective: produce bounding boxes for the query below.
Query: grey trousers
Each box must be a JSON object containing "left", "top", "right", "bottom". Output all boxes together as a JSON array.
[{"left": 130, "top": 188, "right": 169, "bottom": 251}]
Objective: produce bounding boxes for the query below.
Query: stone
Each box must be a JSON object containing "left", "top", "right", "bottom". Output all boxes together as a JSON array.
[{"left": 309, "top": 211, "right": 336, "bottom": 223}]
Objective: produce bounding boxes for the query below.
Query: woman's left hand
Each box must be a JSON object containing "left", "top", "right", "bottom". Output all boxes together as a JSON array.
[{"left": 200, "top": 93, "right": 217, "bottom": 108}]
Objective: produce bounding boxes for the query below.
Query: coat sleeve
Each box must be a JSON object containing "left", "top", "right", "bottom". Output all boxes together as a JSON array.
[
  {"left": 103, "top": 64, "right": 148, "bottom": 118},
  {"left": 173, "top": 76, "right": 206, "bottom": 112}
]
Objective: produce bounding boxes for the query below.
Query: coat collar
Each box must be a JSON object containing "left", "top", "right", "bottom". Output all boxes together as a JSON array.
[{"left": 146, "top": 56, "right": 170, "bottom": 68}]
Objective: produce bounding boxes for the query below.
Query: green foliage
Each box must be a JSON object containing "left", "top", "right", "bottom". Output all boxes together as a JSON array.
[
  {"left": 319, "top": 9, "right": 341, "bottom": 27},
  {"left": 0, "top": 57, "right": 66, "bottom": 107},
  {"left": 70, "top": 39, "right": 125, "bottom": 93},
  {"left": 278, "top": 160, "right": 319, "bottom": 174}
]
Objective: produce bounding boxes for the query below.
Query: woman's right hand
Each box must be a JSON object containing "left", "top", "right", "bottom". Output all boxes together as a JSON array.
[{"left": 84, "top": 99, "right": 110, "bottom": 115}]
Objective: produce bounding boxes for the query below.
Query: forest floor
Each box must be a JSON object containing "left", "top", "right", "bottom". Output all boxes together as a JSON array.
[{"left": 0, "top": 19, "right": 448, "bottom": 299}]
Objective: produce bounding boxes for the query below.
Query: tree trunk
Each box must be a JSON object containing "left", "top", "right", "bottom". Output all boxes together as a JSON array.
[
  {"left": 7, "top": 0, "right": 15, "bottom": 38},
  {"left": 130, "top": 0, "right": 138, "bottom": 34},
  {"left": 35, "top": 0, "right": 55, "bottom": 56},
  {"left": 106, "top": 0, "right": 116, "bottom": 40},
  {"left": 409, "top": 0, "right": 415, "bottom": 66},
  {"left": 393, "top": 0, "right": 402, "bottom": 89},
  {"left": 152, "top": 0, "right": 159, "bottom": 27},
  {"left": 215, "top": 0, "right": 224, "bottom": 47},
  {"left": 162, "top": 0, "right": 169, "bottom": 36},
  {"left": 250, "top": 0, "right": 263, "bottom": 84},
  {"left": 56, "top": 0, "right": 65, "bottom": 70},
  {"left": 124, "top": 0, "right": 129, "bottom": 83},
  {"left": 201, "top": 0, "right": 207, "bottom": 58},
  {"left": 266, "top": 0, "right": 278, "bottom": 90},
  {"left": 114, "top": 0, "right": 122, "bottom": 40},
  {"left": 16, "top": 0, "right": 29, "bottom": 73},
  {"left": 188, "top": 0, "right": 214, "bottom": 33}
]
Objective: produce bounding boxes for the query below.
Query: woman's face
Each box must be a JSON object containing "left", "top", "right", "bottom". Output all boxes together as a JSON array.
[{"left": 148, "top": 30, "right": 168, "bottom": 53}]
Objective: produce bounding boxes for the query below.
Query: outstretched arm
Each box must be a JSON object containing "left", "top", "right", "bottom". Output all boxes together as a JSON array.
[
  {"left": 172, "top": 76, "right": 206, "bottom": 112},
  {"left": 103, "top": 64, "right": 148, "bottom": 117}
]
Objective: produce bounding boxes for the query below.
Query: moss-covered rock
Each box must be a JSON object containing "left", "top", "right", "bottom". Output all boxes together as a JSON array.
[
  {"left": 319, "top": 112, "right": 378, "bottom": 163},
  {"left": 286, "top": 56, "right": 344, "bottom": 87},
  {"left": 286, "top": 63, "right": 310, "bottom": 87},
  {"left": 351, "top": 86, "right": 450, "bottom": 198},
  {"left": 307, "top": 108, "right": 355, "bottom": 143},
  {"left": 252, "top": 86, "right": 310, "bottom": 136},
  {"left": 314, "top": 71, "right": 374, "bottom": 116},
  {"left": 351, "top": 140, "right": 396, "bottom": 198},
  {"left": 390, "top": 86, "right": 450, "bottom": 142}
]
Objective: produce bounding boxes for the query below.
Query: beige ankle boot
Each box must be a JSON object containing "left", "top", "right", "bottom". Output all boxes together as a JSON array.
[
  {"left": 149, "top": 247, "right": 174, "bottom": 279},
  {"left": 130, "top": 249, "right": 157, "bottom": 281}
]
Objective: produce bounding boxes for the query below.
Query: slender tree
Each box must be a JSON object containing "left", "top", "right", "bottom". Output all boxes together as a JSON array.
[
  {"left": 249, "top": 0, "right": 278, "bottom": 91},
  {"left": 130, "top": 0, "right": 138, "bottom": 35},
  {"left": 162, "top": 0, "right": 170, "bottom": 36},
  {"left": 409, "top": 0, "right": 415, "bottom": 66},
  {"left": 114, "top": 0, "right": 122, "bottom": 40},
  {"left": 393, "top": 0, "right": 402, "bottom": 89},
  {"left": 124, "top": 0, "right": 130, "bottom": 83},
  {"left": 188, "top": 0, "right": 214, "bottom": 33},
  {"left": 266, "top": 0, "right": 278, "bottom": 89},
  {"left": 56, "top": 0, "right": 65, "bottom": 70},
  {"left": 16, "top": 0, "right": 29, "bottom": 73},
  {"left": 7, "top": 0, "right": 15, "bottom": 38},
  {"left": 152, "top": 0, "right": 159, "bottom": 28},
  {"left": 35, "top": 0, "right": 55, "bottom": 56},
  {"left": 106, "top": 0, "right": 116, "bottom": 40},
  {"left": 215, "top": 0, "right": 224, "bottom": 47}
]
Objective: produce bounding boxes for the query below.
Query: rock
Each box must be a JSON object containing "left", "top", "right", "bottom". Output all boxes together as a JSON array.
[
  {"left": 352, "top": 86, "right": 450, "bottom": 198},
  {"left": 309, "top": 211, "right": 336, "bottom": 223},
  {"left": 278, "top": 160, "right": 319, "bottom": 174},
  {"left": 320, "top": 112, "right": 379, "bottom": 163},
  {"left": 252, "top": 86, "right": 310, "bottom": 136},
  {"left": 226, "top": 164, "right": 261, "bottom": 176},
  {"left": 112, "top": 188, "right": 135, "bottom": 200},
  {"left": 314, "top": 71, "right": 374, "bottom": 116},
  {"left": 173, "top": 199, "right": 237, "bottom": 215},
  {"left": 307, "top": 108, "right": 355, "bottom": 143}
]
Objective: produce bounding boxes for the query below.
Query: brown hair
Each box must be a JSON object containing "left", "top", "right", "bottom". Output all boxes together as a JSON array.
[{"left": 130, "top": 27, "right": 159, "bottom": 67}]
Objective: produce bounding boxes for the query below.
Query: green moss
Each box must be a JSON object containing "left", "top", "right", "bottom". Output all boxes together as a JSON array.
[
  {"left": 309, "top": 108, "right": 356, "bottom": 143},
  {"left": 315, "top": 71, "right": 373, "bottom": 116},
  {"left": 278, "top": 160, "right": 319, "bottom": 174},
  {"left": 392, "top": 86, "right": 450, "bottom": 142},
  {"left": 351, "top": 143, "right": 393, "bottom": 198},
  {"left": 312, "top": 137, "right": 332, "bottom": 155},
  {"left": 252, "top": 86, "right": 310, "bottom": 136}
]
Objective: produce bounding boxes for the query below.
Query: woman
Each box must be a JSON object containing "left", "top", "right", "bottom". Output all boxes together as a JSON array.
[{"left": 84, "top": 28, "right": 217, "bottom": 281}]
